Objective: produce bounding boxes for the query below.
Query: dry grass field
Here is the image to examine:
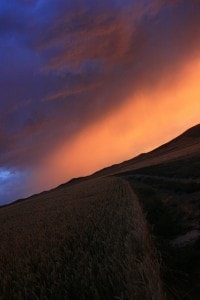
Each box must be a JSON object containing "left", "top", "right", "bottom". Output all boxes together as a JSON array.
[
  {"left": 1, "top": 124, "right": 199, "bottom": 299},
  {"left": 0, "top": 177, "right": 165, "bottom": 300}
]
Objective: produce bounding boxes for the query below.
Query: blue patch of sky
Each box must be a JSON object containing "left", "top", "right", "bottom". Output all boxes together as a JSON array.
[
  {"left": 0, "top": 168, "right": 30, "bottom": 205},
  {"left": 0, "top": 169, "right": 12, "bottom": 180}
]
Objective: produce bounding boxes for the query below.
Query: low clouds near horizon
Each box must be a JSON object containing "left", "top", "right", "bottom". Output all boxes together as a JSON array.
[{"left": 0, "top": 0, "right": 200, "bottom": 204}]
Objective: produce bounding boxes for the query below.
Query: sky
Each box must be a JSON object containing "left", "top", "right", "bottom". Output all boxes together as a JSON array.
[{"left": 0, "top": 0, "right": 200, "bottom": 204}]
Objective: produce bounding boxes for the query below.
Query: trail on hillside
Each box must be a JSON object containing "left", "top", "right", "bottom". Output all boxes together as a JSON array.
[
  {"left": 0, "top": 177, "right": 164, "bottom": 300},
  {"left": 127, "top": 172, "right": 200, "bottom": 299}
]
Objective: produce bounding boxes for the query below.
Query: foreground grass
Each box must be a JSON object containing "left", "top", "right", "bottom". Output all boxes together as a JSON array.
[{"left": 0, "top": 177, "right": 164, "bottom": 299}]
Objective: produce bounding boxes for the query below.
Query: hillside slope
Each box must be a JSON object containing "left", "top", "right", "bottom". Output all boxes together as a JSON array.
[
  {"left": 92, "top": 124, "right": 200, "bottom": 177},
  {"left": 114, "top": 124, "right": 200, "bottom": 299},
  {"left": 1, "top": 123, "right": 199, "bottom": 299},
  {"left": 0, "top": 177, "right": 165, "bottom": 300}
]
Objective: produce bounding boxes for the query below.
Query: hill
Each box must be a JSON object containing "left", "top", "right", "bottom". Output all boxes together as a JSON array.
[
  {"left": 0, "top": 123, "right": 199, "bottom": 299},
  {"left": 92, "top": 123, "right": 200, "bottom": 178},
  {"left": 113, "top": 124, "right": 200, "bottom": 299},
  {"left": 0, "top": 177, "right": 164, "bottom": 299}
]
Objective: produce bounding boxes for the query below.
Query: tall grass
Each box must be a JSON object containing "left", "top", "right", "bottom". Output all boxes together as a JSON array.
[{"left": 0, "top": 177, "right": 165, "bottom": 299}]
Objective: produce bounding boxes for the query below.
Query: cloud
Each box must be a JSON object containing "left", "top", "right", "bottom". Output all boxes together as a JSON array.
[
  {"left": 1, "top": 0, "right": 200, "bottom": 203},
  {"left": 44, "top": 83, "right": 102, "bottom": 101},
  {"left": 33, "top": 0, "right": 168, "bottom": 71}
]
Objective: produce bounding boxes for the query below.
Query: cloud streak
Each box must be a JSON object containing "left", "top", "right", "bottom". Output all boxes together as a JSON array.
[{"left": 0, "top": 0, "right": 200, "bottom": 203}]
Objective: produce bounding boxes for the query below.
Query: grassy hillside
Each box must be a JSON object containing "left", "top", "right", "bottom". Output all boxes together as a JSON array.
[
  {"left": 1, "top": 124, "right": 199, "bottom": 299},
  {"left": 106, "top": 124, "right": 200, "bottom": 299},
  {"left": 0, "top": 177, "right": 165, "bottom": 300},
  {"left": 92, "top": 124, "right": 200, "bottom": 177},
  {"left": 122, "top": 160, "right": 200, "bottom": 299}
]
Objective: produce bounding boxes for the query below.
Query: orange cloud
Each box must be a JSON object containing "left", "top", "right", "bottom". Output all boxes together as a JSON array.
[
  {"left": 2, "top": 0, "right": 200, "bottom": 204},
  {"left": 34, "top": 54, "right": 200, "bottom": 190}
]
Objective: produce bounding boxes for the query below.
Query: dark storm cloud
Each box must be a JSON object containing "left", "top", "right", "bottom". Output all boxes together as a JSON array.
[
  {"left": 1, "top": 0, "right": 200, "bottom": 203},
  {"left": 33, "top": 1, "right": 163, "bottom": 70},
  {"left": 33, "top": 0, "right": 200, "bottom": 105}
]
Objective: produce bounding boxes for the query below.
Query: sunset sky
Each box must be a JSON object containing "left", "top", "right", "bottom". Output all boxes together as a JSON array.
[{"left": 0, "top": 0, "right": 200, "bottom": 204}]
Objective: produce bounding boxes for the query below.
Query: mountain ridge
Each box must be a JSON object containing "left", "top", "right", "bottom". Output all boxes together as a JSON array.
[
  {"left": 91, "top": 123, "right": 200, "bottom": 177},
  {"left": 1, "top": 123, "right": 199, "bottom": 207},
  {"left": 0, "top": 123, "right": 199, "bottom": 299}
]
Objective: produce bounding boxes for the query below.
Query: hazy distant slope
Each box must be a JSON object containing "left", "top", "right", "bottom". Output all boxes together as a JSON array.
[
  {"left": 92, "top": 124, "right": 200, "bottom": 177},
  {"left": 0, "top": 177, "right": 164, "bottom": 300}
]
